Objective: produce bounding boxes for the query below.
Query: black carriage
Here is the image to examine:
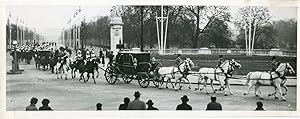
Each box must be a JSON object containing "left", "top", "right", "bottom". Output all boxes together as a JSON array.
[
  {"left": 104, "top": 51, "right": 160, "bottom": 88},
  {"left": 36, "top": 50, "right": 52, "bottom": 70}
]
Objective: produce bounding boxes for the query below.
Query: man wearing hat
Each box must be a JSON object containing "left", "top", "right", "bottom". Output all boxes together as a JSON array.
[
  {"left": 206, "top": 95, "right": 222, "bottom": 110},
  {"left": 176, "top": 95, "right": 192, "bottom": 110},
  {"left": 146, "top": 100, "right": 158, "bottom": 110},
  {"left": 127, "top": 91, "right": 146, "bottom": 110}
]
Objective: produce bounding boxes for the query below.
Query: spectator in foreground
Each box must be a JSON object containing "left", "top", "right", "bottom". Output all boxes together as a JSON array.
[
  {"left": 119, "top": 97, "right": 130, "bottom": 110},
  {"left": 146, "top": 100, "right": 159, "bottom": 110},
  {"left": 39, "top": 99, "right": 53, "bottom": 111},
  {"left": 96, "top": 103, "right": 102, "bottom": 110},
  {"left": 255, "top": 101, "right": 265, "bottom": 111},
  {"left": 127, "top": 91, "right": 146, "bottom": 110},
  {"left": 206, "top": 95, "right": 222, "bottom": 110},
  {"left": 25, "top": 97, "right": 38, "bottom": 111},
  {"left": 176, "top": 95, "right": 192, "bottom": 110}
]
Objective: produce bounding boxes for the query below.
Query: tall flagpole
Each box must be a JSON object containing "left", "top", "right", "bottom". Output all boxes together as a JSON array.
[
  {"left": 9, "top": 12, "right": 12, "bottom": 49},
  {"left": 16, "top": 17, "right": 19, "bottom": 47},
  {"left": 160, "top": 5, "right": 163, "bottom": 54}
]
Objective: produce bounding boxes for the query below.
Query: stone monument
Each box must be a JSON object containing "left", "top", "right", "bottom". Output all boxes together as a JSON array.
[{"left": 110, "top": 6, "right": 123, "bottom": 56}]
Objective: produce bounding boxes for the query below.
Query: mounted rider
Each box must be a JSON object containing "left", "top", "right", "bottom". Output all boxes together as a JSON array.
[
  {"left": 216, "top": 55, "right": 225, "bottom": 72},
  {"left": 175, "top": 54, "right": 183, "bottom": 69},
  {"left": 75, "top": 49, "right": 84, "bottom": 66},
  {"left": 85, "top": 49, "right": 91, "bottom": 65},
  {"left": 270, "top": 56, "right": 285, "bottom": 80},
  {"left": 58, "top": 47, "right": 70, "bottom": 69},
  {"left": 90, "top": 50, "right": 97, "bottom": 62},
  {"left": 270, "top": 56, "right": 280, "bottom": 72}
]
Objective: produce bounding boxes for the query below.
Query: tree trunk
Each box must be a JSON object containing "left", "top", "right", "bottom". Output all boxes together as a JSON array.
[{"left": 192, "top": 6, "right": 200, "bottom": 48}]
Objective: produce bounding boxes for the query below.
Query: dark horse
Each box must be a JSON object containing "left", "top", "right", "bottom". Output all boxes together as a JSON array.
[
  {"left": 50, "top": 50, "right": 59, "bottom": 74},
  {"left": 72, "top": 59, "right": 98, "bottom": 84}
]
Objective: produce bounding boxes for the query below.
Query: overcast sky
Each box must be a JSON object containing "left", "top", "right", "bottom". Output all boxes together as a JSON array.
[{"left": 5, "top": 5, "right": 297, "bottom": 42}]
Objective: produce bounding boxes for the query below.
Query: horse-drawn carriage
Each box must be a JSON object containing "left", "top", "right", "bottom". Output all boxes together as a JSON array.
[
  {"left": 104, "top": 51, "right": 161, "bottom": 88},
  {"left": 35, "top": 50, "right": 52, "bottom": 71}
]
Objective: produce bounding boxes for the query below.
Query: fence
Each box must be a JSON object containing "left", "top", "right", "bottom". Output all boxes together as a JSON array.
[
  {"left": 144, "top": 48, "right": 296, "bottom": 57},
  {"left": 80, "top": 45, "right": 296, "bottom": 57}
]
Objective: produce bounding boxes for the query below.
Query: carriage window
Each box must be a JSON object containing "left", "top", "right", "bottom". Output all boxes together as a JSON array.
[{"left": 118, "top": 54, "right": 133, "bottom": 66}]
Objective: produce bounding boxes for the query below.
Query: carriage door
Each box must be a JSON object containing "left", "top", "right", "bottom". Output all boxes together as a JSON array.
[{"left": 122, "top": 54, "right": 134, "bottom": 74}]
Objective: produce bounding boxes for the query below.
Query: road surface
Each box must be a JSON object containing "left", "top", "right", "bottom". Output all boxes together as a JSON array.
[{"left": 6, "top": 54, "right": 296, "bottom": 111}]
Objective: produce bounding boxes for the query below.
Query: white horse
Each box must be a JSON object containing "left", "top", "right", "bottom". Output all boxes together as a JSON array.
[
  {"left": 195, "top": 59, "right": 241, "bottom": 96},
  {"left": 157, "top": 58, "right": 194, "bottom": 91},
  {"left": 56, "top": 57, "right": 71, "bottom": 80},
  {"left": 243, "top": 62, "right": 295, "bottom": 101}
]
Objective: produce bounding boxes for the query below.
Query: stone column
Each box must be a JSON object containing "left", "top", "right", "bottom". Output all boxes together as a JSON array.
[{"left": 110, "top": 6, "right": 123, "bottom": 56}]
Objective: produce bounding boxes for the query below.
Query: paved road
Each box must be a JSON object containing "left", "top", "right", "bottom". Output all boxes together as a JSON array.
[{"left": 6, "top": 55, "right": 296, "bottom": 111}]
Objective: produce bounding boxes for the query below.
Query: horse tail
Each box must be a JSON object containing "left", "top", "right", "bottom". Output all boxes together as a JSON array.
[{"left": 244, "top": 72, "right": 253, "bottom": 86}]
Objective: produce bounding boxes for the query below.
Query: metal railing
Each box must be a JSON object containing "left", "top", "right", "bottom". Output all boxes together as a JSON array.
[{"left": 144, "top": 48, "right": 296, "bottom": 57}]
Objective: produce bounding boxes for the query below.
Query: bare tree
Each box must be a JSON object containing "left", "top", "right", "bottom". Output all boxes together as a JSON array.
[{"left": 235, "top": 6, "right": 271, "bottom": 55}]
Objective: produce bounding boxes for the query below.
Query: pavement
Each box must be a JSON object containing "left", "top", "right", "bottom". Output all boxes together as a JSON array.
[{"left": 6, "top": 53, "right": 297, "bottom": 111}]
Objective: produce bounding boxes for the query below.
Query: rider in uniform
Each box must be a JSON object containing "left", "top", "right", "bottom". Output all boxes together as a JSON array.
[
  {"left": 90, "top": 50, "right": 97, "bottom": 62},
  {"left": 75, "top": 50, "right": 84, "bottom": 66},
  {"left": 216, "top": 55, "right": 228, "bottom": 79},
  {"left": 270, "top": 56, "right": 279, "bottom": 72},
  {"left": 175, "top": 54, "right": 183, "bottom": 68},
  {"left": 85, "top": 49, "right": 91, "bottom": 65},
  {"left": 270, "top": 56, "right": 285, "bottom": 80},
  {"left": 216, "top": 55, "right": 224, "bottom": 69},
  {"left": 58, "top": 47, "right": 69, "bottom": 70}
]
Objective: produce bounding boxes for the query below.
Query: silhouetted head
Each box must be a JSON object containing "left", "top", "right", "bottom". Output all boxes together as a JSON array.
[
  {"left": 96, "top": 103, "right": 102, "bottom": 110},
  {"left": 211, "top": 95, "right": 217, "bottom": 102},
  {"left": 134, "top": 91, "right": 141, "bottom": 98},
  {"left": 30, "top": 97, "right": 38, "bottom": 104},
  {"left": 256, "top": 101, "right": 263, "bottom": 108},
  {"left": 42, "top": 99, "right": 50, "bottom": 106},
  {"left": 181, "top": 95, "right": 189, "bottom": 103},
  {"left": 146, "top": 100, "right": 154, "bottom": 106},
  {"left": 123, "top": 97, "right": 130, "bottom": 104}
]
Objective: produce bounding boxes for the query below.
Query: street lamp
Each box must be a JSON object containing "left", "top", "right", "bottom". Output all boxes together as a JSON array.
[{"left": 7, "top": 40, "right": 23, "bottom": 74}]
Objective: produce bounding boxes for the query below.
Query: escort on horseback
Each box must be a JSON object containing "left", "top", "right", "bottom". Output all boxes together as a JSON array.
[{"left": 243, "top": 56, "right": 295, "bottom": 101}]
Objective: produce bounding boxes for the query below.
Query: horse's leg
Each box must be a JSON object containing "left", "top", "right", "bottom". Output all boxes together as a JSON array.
[
  {"left": 254, "top": 84, "right": 263, "bottom": 100},
  {"left": 64, "top": 66, "right": 68, "bottom": 80},
  {"left": 203, "top": 78, "right": 209, "bottom": 94},
  {"left": 195, "top": 75, "right": 202, "bottom": 90},
  {"left": 185, "top": 77, "right": 191, "bottom": 90},
  {"left": 243, "top": 83, "right": 255, "bottom": 95},
  {"left": 174, "top": 78, "right": 179, "bottom": 91},
  {"left": 225, "top": 79, "right": 233, "bottom": 95},
  {"left": 165, "top": 77, "right": 170, "bottom": 89},
  {"left": 56, "top": 69, "right": 60, "bottom": 79},
  {"left": 282, "top": 84, "right": 288, "bottom": 96},
  {"left": 275, "top": 83, "right": 286, "bottom": 101},
  {"left": 210, "top": 79, "right": 215, "bottom": 93},
  {"left": 96, "top": 69, "right": 99, "bottom": 78},
  {"left": 158, "top": 76, "right": 163, "bottom": 89},
  {"left": 93, "top": 73, "right": 96, "bottom": 84}
]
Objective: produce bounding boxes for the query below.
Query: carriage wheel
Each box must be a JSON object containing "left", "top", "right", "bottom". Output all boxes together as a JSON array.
[
  {"left": 137, "top": 73, "right": 150, "bottom": 88},
  {"left": 122, "top": 75, "right": 133, "bottom": 83},
  {"left": 105, "top": 67, "right": 117, "bottom": 84},
  {"left": 152, "top": 76, "right": 160, "bottom": 87}
]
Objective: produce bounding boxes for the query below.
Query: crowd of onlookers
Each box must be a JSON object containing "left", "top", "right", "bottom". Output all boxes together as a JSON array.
[{"left": 26, "top": 91, "right": 265, "bottom": 111}]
